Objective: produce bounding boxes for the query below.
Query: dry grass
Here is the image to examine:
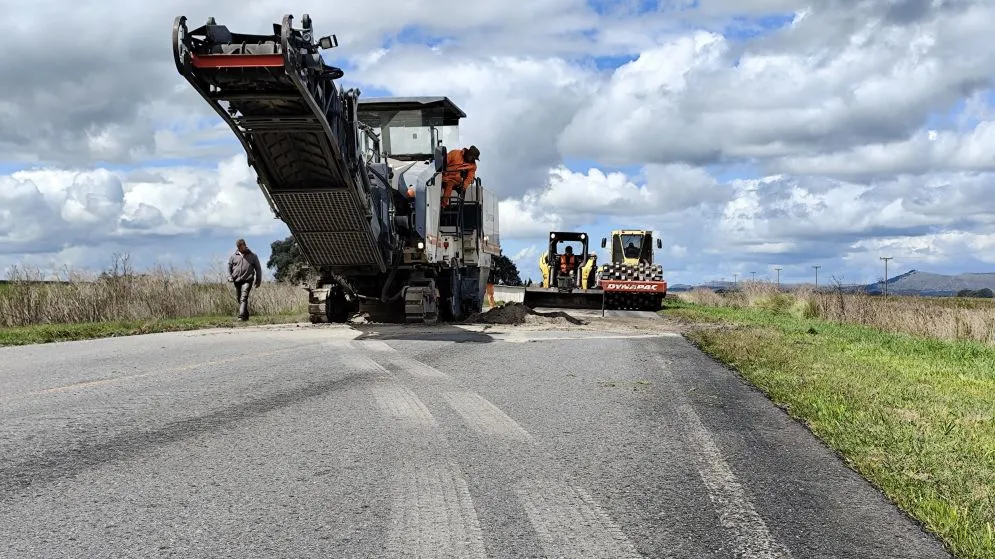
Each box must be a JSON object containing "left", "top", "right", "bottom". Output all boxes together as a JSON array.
[
  {"left": 677, "top": 281, "right": 995, "bottom": 345},
  {"left": 0, "top": 254, "right": 307, "bottom": 328}
]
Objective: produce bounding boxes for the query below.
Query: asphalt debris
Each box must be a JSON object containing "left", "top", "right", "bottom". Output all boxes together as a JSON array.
[{"left": 463, "top": 303, "right": 587, "bottom": 326}]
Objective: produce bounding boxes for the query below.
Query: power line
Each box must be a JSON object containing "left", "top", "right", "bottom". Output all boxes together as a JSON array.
[{"left": 880, "top": 257, "right": 893, "bottom": 297}]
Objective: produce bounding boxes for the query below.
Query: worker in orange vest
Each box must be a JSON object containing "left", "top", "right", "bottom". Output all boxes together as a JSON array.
[
  {"left": 441, "top": 146, "right": 479, "bottom": 208},
  {"left": 559, "top": 246, "right": 577, "bottom": 276}
]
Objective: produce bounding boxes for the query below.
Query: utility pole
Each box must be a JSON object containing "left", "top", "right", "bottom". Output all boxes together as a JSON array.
[
  {"left": 774, "top": 267, "right": 782, "bottom": 288},
  {"left": 880, "top": 257, "right": 892, "bottom": 297},
  {"left": 751, "top": 271, "right": 756, "bottom": 282},
  {"left": 733, "top": 273, "right": 738, "bottom": 286},
  {"left": 812, "top": 265, "right": 821, "bottom": 288}
]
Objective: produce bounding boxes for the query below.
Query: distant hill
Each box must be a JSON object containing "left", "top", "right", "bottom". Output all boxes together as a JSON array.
[
  {"left": 667, "top": 269, "right": 995, "bottom": 297},
  {"left": 861, "top": 269, "right": 995, "bottom": 296}
]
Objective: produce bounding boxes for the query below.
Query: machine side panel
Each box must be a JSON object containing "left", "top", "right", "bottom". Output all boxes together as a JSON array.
[{"left": 481, "top": 186, "right": 501, "bottom": 255}]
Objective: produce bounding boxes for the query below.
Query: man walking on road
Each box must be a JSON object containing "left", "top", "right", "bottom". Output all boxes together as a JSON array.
[{"left": 228, "top": 238, "right": 263, "bottom": 321}]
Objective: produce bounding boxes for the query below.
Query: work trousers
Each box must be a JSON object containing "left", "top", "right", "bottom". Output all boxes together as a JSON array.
[
  {"left": 441, "top": 178, "right": 462, "bottom": 207},
  {"left": 233, "top": 280, "right": 253, "bottom": 320}
]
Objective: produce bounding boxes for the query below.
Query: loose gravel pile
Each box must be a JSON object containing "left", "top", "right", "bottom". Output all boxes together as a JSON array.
[{"left": 464, "top": 303, "right": 586, "bottom": 326}]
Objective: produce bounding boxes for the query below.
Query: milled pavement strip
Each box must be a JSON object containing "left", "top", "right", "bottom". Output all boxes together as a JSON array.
[
  {"left": 350, "top": 339, "right": 397, "bottom": 353},
  {"left": 385, "top": 354, "right": 451, "bottom": 379},
  {"left": 514, "top": 479, "right": 643, "bottom": 558},
  {"left": 337, "top": 350, "right": 392, "bottom": 376},
  {"left": 372, "top": 383, "right": 438, "bottom": 427},
  {"left": 441, "top": 391, "right": 534, "bottom": 442},
  {"left": 356, "top": 340, "right": 451, "bottom": 379},
  {"left": 653, "top": 355, "right": 795, "bottom": 558},
  {"left": 384, "top": 459, "right": 487, "bottom": 559},
  {"left": 435, "top": 389, "right": 643, "bottom": 557},
  {"left": 16, "top": 344, "right": 315, "bottom": 397},
  {"left": 345, "top": 342, "right": 485, "bottom": 556}
]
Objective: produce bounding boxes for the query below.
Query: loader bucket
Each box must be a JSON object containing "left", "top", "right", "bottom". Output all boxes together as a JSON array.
[{"left": 522, "top": 287, "right": 605, "bottom": 310}]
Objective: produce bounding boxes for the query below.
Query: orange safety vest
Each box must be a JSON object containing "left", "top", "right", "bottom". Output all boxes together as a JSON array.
[{"left": 559, "top": 253, "right": 576, "bottom": 274}]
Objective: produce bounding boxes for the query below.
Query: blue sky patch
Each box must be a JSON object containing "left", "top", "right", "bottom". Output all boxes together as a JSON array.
[
  {"left": 561, "top": 157, "right": 644, "bottom": 178},
  {"left": 587, "top": 0, "right": 660, "bottom": 16},
  {"left": 590, "top": 53, "right": 640, "bottom": 71},
  {"left": 723, "top": 13, "right": 795, "bottom": 41},
  {"left": 705, "top": 161, "right": 761, "bottom": 182},
  {"left": 383, "top": 25, "right": 453, "bottom": 50}
]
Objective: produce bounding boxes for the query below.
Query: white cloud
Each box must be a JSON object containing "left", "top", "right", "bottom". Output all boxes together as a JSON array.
[
  {"left": 3, "top": 0, "right": 995, "bottom": 286},
  {"left": 0, "top": 155, "right": 282, "bottom": 256},
  {"left": 351, "top": 49, "right": 597, "bottom": 200},
  {"left": 500, "top": 165, "right": 995, "bottom": 284},
  {"left": 773, "top": 119, "right": 995, "bottom": 178},
  {"left": 498, "top": 199, "right": 563, "bottom": 241},
  {"left": 559, "top": 2, "right": 995, "bottom": 167}
]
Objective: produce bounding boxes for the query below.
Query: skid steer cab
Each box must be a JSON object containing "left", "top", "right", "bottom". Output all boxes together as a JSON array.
[{"left": 539, "top": 232, "right": 598, "bottom": 291}]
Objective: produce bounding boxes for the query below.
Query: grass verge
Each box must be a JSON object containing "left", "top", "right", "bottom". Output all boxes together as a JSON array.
[
  {"left": 664, "top": 299, "right": 995, "bottom": 559},
  {"left": 1, "top": 257, "right": 308, "bottom": 328},
  {"left": 0, "top": 313, "right": 307, "bottom": 347}
]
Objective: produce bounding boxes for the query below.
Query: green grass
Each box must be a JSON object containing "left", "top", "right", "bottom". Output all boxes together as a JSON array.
[
  {"left": 0, "top": 313, "right": 307, "bottom": 346},
  {"left": 663, "top": 299, "right": 995, "bottom": 559}
]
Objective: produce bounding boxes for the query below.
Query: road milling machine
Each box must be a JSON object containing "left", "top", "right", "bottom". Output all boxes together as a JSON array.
[
  {"left": 597, "top": 229, "right": 668, "bottom": 310},
  {"left": 522, "top": 231, "right": 603, "bottom": 309},
  {"left": 172, "top": 14, "right": 501, "bottom": 324}
]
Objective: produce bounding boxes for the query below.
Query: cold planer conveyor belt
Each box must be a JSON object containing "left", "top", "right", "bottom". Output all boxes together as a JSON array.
[{"left": 172, "top": 14, "right": 387, "bottom": 274}]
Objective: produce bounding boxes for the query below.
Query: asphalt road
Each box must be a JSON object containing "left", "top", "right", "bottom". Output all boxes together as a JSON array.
[{"left": 0, "top": 318, "right": 951, "bottom": 558}]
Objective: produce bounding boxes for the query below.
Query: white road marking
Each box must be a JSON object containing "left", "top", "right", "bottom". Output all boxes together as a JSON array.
[
  {"left": 514, "top": 479, "right": 642, "bottom": 558},
  {"left": 442, "top": 391, "right": 533, "bottom": 442},
  {"left": 656, "top": 357, "right": 794, "bottom": 558},
  {"left": 385, "top": 460, "right": 487, "bottom": 558},
  {"left": 372, "top": 384, "right": 436, "bottom": 427}
]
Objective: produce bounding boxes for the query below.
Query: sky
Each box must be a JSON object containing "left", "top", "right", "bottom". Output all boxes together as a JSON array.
[{"left": 2, "top": 0, "right": 994, "bottom": 287}]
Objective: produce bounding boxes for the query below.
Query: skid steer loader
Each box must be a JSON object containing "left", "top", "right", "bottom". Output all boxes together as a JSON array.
[{"left": 521, "top": 231, "right": 604, "bottom": 309}]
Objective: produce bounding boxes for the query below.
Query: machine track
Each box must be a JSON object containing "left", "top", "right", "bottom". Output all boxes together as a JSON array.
[{"left": 172, "top": 15, "right": 387, "bottom": 275}]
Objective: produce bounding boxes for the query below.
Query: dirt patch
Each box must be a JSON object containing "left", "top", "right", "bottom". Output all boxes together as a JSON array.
[
  {"left": 464, "top": 303, "right": 586, "bottom": 326},
  {"left": 525, "top": 309, "right": 587, "bottom": 326}
]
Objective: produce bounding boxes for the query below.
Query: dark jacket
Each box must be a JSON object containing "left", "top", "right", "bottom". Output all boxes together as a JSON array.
[{"left": 229, "top": 250, "right": 262, "bottom": 284}]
